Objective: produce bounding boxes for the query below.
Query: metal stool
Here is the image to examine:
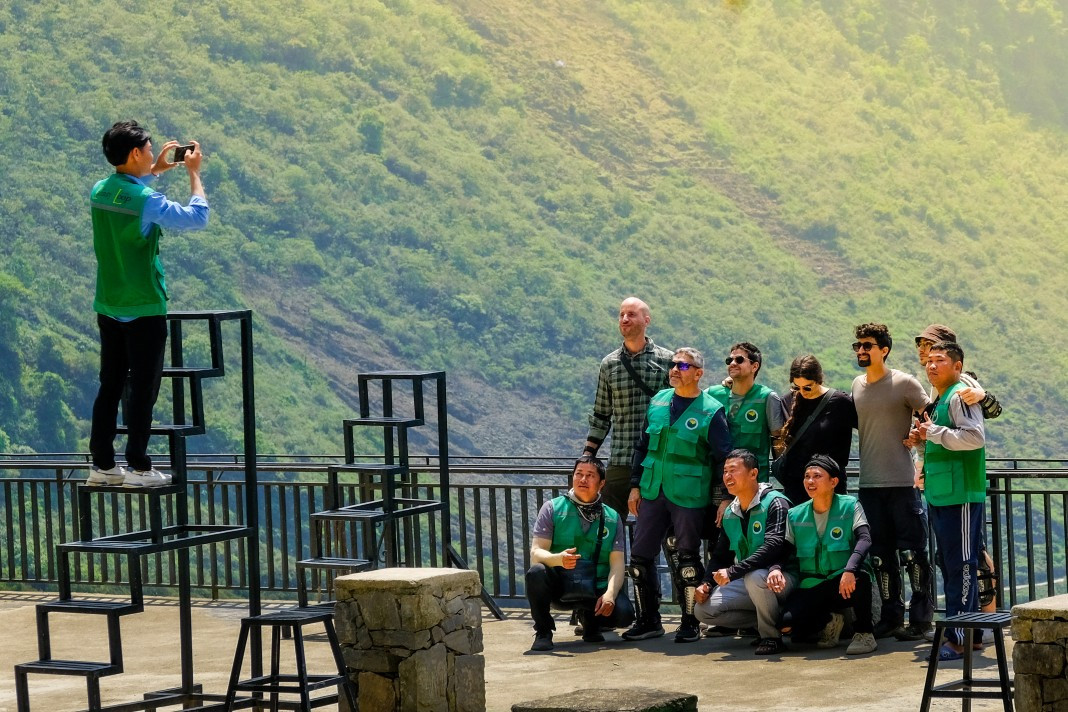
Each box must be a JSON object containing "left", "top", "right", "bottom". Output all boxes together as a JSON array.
[
  {"left": 920, "top": 611, "right": 1013, "bottom": 712},
  {"left": 224, "top": 608, "right": 357, "bottom": 711}
]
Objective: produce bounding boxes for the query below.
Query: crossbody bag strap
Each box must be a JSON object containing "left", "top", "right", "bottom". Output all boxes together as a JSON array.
[
  {"left": 780, "top": 392, "right": 833, "bottom": 460},
  {"left": 620, "top": 352, "right": 657, "bottom": 398}
]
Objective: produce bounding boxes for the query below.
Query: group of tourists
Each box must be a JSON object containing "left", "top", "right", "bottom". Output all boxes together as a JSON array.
[{"left": 526, "top": 297, "right": 1000, "bottom": 662}]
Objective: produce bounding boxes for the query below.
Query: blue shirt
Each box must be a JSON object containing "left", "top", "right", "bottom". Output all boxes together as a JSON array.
[{"left": 109, "top": 173, "right": 209, "bottom": 321}]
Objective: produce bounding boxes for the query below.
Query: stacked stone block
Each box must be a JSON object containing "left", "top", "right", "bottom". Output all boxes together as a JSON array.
[
  {"left": 1012, "top": 594, "right": 1068, "bottom": 711},
  {"left": 335, "top": 568, "right": 485, "bottom": 712}
]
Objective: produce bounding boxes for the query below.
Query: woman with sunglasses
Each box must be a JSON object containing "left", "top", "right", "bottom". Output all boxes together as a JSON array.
[{"left": 774, "top": 355, "right": 856, "bottom": 506}]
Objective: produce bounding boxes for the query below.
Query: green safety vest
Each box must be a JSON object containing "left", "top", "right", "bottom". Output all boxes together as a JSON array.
[
  {"left": 722, "top": 488, "right": 788, "bottom": 561},
  {"left": 789, "top": 494, "right": 858, "bottom": 589},
  {"left": 550, "top": 496, "right": 619, "bottom": 589},
  {"left": 90, "top": 173, "right": 168, "bottom": 317},
  {"left": 640, "top": 388, "right": 724, "bottom": 509},
  {"left": 706, "top": 383, "right": 774, "bottom": 482},
  {"left": 924, "top": 381, "right": 987, "bottom": 507}
]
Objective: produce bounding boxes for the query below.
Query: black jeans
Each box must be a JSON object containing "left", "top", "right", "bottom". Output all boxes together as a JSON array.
[
  {"left": 89, "top": 314, "right": 167, "bottom": 472},
  {"left": 786, "top": 573, "right": 874, "bottom": 638},
  {"left": 525, "top": 563, "right": 635, "bottom": 634}
]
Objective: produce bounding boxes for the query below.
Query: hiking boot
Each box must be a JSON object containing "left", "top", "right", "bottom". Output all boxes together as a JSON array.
[
  {"left": 622, "top": 619, "right": 666, "bottom": 641},
  {"left": 847, "top": 632, "right": 878, "bottom": 655},
  {"left": 125, "top": 469, "right": 172, "bottom": 487},
  {"left": 895, "top": 623, "right": 933, "bottom": 641},
  {"left": 88, "top": 466, "right": 126, "bottom": 486},
  {"left": 817, "top": 612, "right": 845, "bottom": 649},
  {"left": 530, "top": 631, "right": 553, "bottom": 652},
  {"left": 873, "top": 618, "right": 905, "bottom": 639}
]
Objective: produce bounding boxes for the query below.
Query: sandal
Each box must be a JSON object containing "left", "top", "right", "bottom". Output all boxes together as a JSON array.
[
  {"left": 927, "top": 643, "right": 964, "bottom": 662},
  {"left": 755, "top": 637, "right": 787, "bottom": 655}
]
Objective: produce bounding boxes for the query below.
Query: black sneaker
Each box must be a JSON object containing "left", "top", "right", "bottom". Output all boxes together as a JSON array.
[
  {"left": 622, "top": 619, "right": 666, "bottom": 641},
  {"left": 873, "top": 619, "right": 906, "bottom": 639},
  {"left": 582, "top": 629, "right": 606, "bottom": 643},
  {"left": 894, "top": 623, "right": 933, "bottom": 641},
  {"left": 702, "top": 625, "right": 737, "bottom": 638},
  {"left": 674, "top": 621, "right": 701, "bottom": 643},
  {"left": 530, "top": 632, "right": 554, "bottom": 652}
]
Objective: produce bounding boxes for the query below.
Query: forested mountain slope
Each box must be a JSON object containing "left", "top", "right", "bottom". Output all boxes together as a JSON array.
[{"left": 0, "top": 0, "right": 1064, "bottom": 458}]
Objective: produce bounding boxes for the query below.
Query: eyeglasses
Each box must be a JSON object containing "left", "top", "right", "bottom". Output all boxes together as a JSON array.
[
  {"left": 670, "top": 361, "right": 695, "bottom": 371},
  {"left": 852, "top": 342, "right": 877, "bottom": 352},
  {"left": 724, "top": 356, "right": 750, "bottom": 365},
  {"left": 790, "top": 383, "right": 816, "bottom": 393}
]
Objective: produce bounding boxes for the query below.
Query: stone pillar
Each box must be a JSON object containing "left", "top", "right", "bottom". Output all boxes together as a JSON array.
[
  {"left": 334, "top": 568, "right": 485, "bottom": 712},
  {"left": 1012, "top": 594, "right": 1068, "bottom": 711}
]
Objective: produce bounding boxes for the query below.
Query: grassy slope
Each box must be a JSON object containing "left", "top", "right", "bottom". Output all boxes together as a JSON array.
[{"left": 0, "top": 0, "right": 1064, "bottom": 457}]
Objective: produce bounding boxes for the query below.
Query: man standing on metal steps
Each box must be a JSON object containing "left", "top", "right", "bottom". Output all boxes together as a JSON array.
[
  {"left": 88, "top": 121, "right": 209, "bottom": 488},
  {"left": 623, "top": 348, "right": 732, "bottom": 643}
]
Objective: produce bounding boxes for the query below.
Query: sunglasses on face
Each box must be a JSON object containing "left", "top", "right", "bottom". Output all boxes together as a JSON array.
[
  {"left": 724, "top": 356, "right": 751, "bottom": 365},
  {"left": 670, "top": 361, "right": 695, "bottom": 371},
  {"left": 852, "top": 341, "right": 877, "bottom": 352},
  {"left": 790, "top": 383, "right": 816, "bottom": 393}
]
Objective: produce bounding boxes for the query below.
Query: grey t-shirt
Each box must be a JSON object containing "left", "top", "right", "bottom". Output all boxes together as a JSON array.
[
  {"left": 852, "top": 368, "right": 929, "bottom": 488},
  {"left": 532, "top": 499, "right": 627, "bottom": 553}
]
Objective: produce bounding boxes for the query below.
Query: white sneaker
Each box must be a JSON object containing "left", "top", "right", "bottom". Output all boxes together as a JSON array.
[
  {"left": 124, "top": 469, "right": 172, "bottom": 487},
  {"left": 88, "top": 466, "right": 126, "bottom": 485},
  {"left": 847, "top": 632, "right": 878, "bottom": 655},
  {"left": 817, "top": 612, "right": 845, "bottom": 649}
]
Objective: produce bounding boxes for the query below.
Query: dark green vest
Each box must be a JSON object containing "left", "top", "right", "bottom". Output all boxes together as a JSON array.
[
  {"left": 706, "top": 383, "right": 774, "bottom": 482},
  {"left": 924, "top": 381, "right": 987, "bottom": 507},
  {"left": 550, "top": 496, "right": 619, "bottom": 589},
  {"left": 722, "top": 488, "right": 788, "bottom": 561},
  {"left": 640, "top": 388, "right": 724, "bottom": 508},
  {"left": 90, "top": 173, "right": 168, "bottom": 317},
  {"left": 789, "top": 494, "right": 858, "bottom": 589}
]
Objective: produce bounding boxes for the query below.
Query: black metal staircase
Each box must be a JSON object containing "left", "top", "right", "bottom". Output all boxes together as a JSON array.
[{"left": 14, "top": 310, "right": 261, "bottom": 712}]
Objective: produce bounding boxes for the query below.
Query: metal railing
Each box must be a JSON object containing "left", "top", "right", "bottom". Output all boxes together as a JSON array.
[{"left": 0, "top": 455, "right": 1066, "bottom": 609}]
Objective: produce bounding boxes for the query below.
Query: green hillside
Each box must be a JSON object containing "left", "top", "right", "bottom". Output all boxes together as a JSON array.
[{"left": 0, "top": 0, "right": 1064, "bottom": 459}]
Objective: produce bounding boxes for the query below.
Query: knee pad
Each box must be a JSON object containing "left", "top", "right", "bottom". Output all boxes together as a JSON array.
[
  {"left": 900, "top": 549, "right": 931, "bottom": 593},
  {"left": 978, "top": 549, "right": 998, "bottom": 608},
  {"left": 871, "top": 556, "right": 892, "bottom": 601},
  {"left": 673, "top": 551, "right": 704, "bottom": 616},
  {"left": 629, "top": 556, "right": 657, "bottom": 588}
]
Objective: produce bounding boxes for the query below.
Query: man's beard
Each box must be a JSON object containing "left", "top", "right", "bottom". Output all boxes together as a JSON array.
[{"left": 857, "top": 355, "right": 871, "bottom": 368}]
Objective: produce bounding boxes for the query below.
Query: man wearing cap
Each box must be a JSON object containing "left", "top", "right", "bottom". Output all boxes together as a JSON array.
[
  {"left": 914, "top": 324, "right": 1001, "bottom": 421},
  {"left": 694, "top": 448, "right": 796, "bottom": 655},
  {"left": 850, "top": 322, "right": 934, "bottom": 640},
  {"left": 704, "top": 342, "right": 786, "bottom": 485},
  {"left": 526, "top": 456, "right": 634, "bottom": 652},
  {"left": 623, "top": 347, "right": 733, "bottom": 643},
  {"left": 584, "top": 297, "right": 674, "bottom": 519},
  {"left": 908, "top": 342, "right": 986, "bottom": 661}
]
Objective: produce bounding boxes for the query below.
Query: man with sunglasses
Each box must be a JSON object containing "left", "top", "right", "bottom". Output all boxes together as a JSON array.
[
  {"left": 850, "top": 323, "right": 933, "bottom": 640},
  {"left": 705, "top": 343, "right": 786, "bottom": 486},
  {"left": 623, "top": 348, "right": 733, "bottom": 643},
  {"left": 584, "top": 297, "right": 674, "bottom": 520}
]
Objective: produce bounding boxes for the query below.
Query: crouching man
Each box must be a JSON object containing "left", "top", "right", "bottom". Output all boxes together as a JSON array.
[
  {"left": 525, "top": 456, "right": 634, "bottom": 651},
  {"left": 694, "top": 449, "right": 797, "bottom": 654}
]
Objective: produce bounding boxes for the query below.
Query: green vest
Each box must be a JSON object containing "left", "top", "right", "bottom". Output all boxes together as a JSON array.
[
  {"left": 550, "top": 496, "right": 619, "bottom": 589},
  {"left": 640, "top": 388, "right": 724, "bottom": 508},
  {"left": 722, "top": 488, "right": 788, "bottom": 561},
  {"left": 789, "top": 494, "right": 858, "bottom": 589},
  {"left": 706, "top": 383, "right": 774, "bottom": 482},
  {"left": 924, "top": 382, "right": 987, "bottom": 507},
  {"left": 90, "top": 173, "right": 168, "bottom": 317}
]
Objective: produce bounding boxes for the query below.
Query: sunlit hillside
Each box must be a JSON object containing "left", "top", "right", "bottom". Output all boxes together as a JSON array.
[{"left": 0, "top": 0, "right": 1065, "bottom": 458}]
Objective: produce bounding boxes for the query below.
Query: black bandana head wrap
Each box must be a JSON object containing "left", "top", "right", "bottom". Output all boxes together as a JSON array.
[{"left": 806, "top": 454, "right": 841, "bottom": 480}]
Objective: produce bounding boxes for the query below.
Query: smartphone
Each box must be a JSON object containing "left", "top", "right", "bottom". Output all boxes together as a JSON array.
[{"left": 173, "top": 143, "right": 195, "bottom": 163}]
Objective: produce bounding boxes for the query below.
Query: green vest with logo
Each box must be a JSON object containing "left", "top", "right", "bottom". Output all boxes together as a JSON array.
[
  {"left": 550, "top": 496, "right": 619, "bottom": 589},
  {"left": 706, "top": 383, "right": 774, "bottom": 482},
  {"left": 640, "top": 388, "right": 724, "bottom": 509},
  {"left": 722, "top": 488, "right": 788, "bottom": 561},
  {"left": 789, "top": 494, "right": 858, "bottom": 589},
  {"left": 924, "top": 381, "right": 987, "bottom": 507},
  {"left": 90, "top": 173, "right": 168, "bottom": 317}
]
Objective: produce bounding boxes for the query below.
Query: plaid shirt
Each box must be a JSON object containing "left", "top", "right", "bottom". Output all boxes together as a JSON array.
[{"left": 587, "top": 338, "right": 674, "bottom": 467}]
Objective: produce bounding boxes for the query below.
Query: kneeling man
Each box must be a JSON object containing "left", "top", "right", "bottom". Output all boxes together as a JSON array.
[
  {"left": 695, "top": 449, "right": 796, "bottom": 654},
  {"left": 525, "top": 456, "right": 634, "bottom": 651}
]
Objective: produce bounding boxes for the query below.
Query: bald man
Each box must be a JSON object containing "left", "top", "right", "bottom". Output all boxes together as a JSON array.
[{"left": 585, "top": 297, "right": 674, "bottom": 518}]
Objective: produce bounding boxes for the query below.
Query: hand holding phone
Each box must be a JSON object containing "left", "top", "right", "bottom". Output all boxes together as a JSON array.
[{"left": 173, "top": 143, "right": 196, "bottom": 163}]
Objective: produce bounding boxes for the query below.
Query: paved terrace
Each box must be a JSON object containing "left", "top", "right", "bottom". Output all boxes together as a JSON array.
[{"left": 0, "top": 593, "right": 1014, "bottom": 712}]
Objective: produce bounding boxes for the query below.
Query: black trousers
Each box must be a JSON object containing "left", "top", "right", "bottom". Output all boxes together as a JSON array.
[
  {"left": 786, "top": 573, "right": 874, "bottom": 639},
  {"left": 525, "top": 563, "right": 635, "bottom": 634},
  {"left": 89, "top": 314, "right": 167, "bottom": 472}
]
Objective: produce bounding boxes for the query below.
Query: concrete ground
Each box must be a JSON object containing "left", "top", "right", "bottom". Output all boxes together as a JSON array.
[{"left": 0, "top": 593, "right": 1014, "bottom": 711}]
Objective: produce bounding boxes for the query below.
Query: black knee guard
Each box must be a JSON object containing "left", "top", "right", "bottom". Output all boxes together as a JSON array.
[
  {"left": 978, "top": 549, "right": 998, "bottom": 608},
  {"left": 872, "top": 556, "right": 892, "bottom": 603},
  {"left": 673, "top": 551, "right": 705, "bottom": 616},
  {"left": 900, "top": 549, "right": 931, "bottom": 596},
  {"left": 629, "top": 556, "right": 660, "bottom": 622}
]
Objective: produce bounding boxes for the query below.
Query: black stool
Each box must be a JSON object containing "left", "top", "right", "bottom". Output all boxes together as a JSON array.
[
  {"left": 920, "top": 611, "right": 1013, "bottom": 712},
  {"left": 224, "top": 608, "right": 357, "bottom": 711}
]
